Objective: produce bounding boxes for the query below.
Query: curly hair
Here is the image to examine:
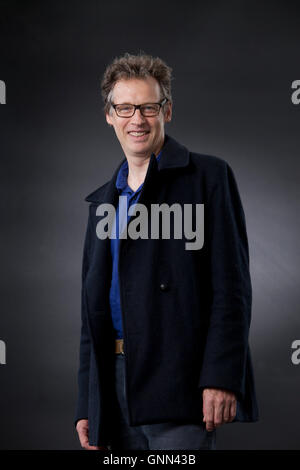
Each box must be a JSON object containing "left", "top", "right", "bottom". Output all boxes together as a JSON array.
[{"left": 101, "top": 52, "right": 173, "bottom": 115}]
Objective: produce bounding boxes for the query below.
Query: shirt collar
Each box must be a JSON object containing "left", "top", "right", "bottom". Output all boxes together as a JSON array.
[{"left": 116, "top": 150, "right": 162, "bottom": 193}]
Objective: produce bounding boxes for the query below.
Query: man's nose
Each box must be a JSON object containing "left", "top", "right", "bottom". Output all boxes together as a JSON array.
[{"left": 131, "top": 108, "right": 146, "bottom": 123}]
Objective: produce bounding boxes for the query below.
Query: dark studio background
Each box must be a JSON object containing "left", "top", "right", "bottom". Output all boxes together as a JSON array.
[{"left": 0, "top": 0, "right": 299, "bottom": 450}]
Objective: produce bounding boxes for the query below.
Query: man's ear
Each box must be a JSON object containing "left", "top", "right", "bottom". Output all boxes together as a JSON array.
[
  {"left": 164, "top": 102, "right": 172, "bottom": 123},
  {"left": 106, "top": 112, "right": 113, "bottom": 126}
]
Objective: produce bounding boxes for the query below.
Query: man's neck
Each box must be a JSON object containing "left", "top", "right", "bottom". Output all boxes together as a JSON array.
[{"left": 125, "top": 140, "right": 163, "bottom": 192}]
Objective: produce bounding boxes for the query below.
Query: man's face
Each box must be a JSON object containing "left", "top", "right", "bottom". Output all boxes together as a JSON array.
[{"left": 106, "top": 76, "right": 172, "bottom": 158}]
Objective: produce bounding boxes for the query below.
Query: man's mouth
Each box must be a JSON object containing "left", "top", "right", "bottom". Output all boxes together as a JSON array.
[{"left": 128, "top": 131, "right": 150, "bottom": 137}]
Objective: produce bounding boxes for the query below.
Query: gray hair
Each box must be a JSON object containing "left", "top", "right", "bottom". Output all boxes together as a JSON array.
[{"left": 101, "top": 51, "right": 173, "bottom": 115}]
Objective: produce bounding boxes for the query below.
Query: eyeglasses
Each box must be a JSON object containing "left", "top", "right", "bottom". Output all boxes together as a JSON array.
[{"left": 111, "top": 98, "right": 168, "bottom": 118}]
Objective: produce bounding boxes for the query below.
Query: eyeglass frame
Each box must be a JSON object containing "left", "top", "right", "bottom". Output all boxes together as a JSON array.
[{"left": 111, "top": 97, "right": 168, "bottom": 118}]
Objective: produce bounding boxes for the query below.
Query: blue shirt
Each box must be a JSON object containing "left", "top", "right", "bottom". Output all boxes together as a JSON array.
[{"left": 109, "top": 151, "right": 162, "bottom": 339}]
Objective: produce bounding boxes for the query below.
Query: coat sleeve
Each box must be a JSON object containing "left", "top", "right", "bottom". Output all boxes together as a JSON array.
[
  {"left": 198, "top": 161, "right": 252, "bottom": 401},
  {"left": 74, "top": 205, "right": 93, "bottom": 428}
]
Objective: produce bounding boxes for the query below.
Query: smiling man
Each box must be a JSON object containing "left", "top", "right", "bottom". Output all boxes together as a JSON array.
[
  {"left": 74, "top": 52, "right": 259, "bottom": 451},
  {"left": 106, "top": 76, "right": 169, "bottom": 175}
]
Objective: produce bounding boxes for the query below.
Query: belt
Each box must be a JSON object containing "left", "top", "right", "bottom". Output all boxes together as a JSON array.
[{"left": 115, "top": 339, "right": 124, "bottom": 354}]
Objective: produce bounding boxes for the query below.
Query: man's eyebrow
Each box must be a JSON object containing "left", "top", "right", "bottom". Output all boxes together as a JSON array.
[{"left": 115, "top": 101, "right": 158, "bottom": 105}]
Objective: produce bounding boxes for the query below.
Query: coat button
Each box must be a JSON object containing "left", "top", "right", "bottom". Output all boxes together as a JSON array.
[{"left": 160, "top": 283, "right": 168, "bottom": 291}]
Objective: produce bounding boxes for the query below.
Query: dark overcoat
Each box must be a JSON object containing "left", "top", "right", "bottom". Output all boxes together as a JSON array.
[{"left": 74, "top": 133, "right": 259, "bottom": 446}]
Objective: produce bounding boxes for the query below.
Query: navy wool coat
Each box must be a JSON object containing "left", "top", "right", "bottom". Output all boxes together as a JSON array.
[{"left": 74, "top": 134, "right": 259, "bottom": 446}]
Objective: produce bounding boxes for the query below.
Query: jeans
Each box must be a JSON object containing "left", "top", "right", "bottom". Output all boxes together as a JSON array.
[{"left": 109, "top": 353, "right": 217, "bottom": 450}]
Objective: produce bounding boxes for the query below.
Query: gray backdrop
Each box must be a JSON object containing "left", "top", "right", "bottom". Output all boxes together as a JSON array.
[{"left": 0, "top": 0, "right": 299, "bottom": 449}]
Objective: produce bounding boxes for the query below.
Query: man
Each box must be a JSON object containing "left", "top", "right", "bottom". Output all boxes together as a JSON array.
[{"left": 74, "top": 53, "right": 259, "bottom": 450}]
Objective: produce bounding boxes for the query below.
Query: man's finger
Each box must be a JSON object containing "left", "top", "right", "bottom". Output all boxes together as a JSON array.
[
  {"left": 79, "top": 433, "right": 101, "bottom": 450},
  {"left": 78, "top": 428, "right": 107, "bottom": 450},
  {"left": 213, "top": 398, "right": 225, "bottom": 428},
  {"left": 78, "top": 425, "right": 94, "bottom": 449},
  {"left": 205, "top": 419, "right": 215, "bottom": 432},
  {"left": 78, "top": 429, "right": 89, "bottom": 448},
  {"left": 203, "top": 398, "right": 215, "bottom": 431},
  {"left": 223, "top": 400, "right": 231, "bottom": 423},
  {"left": 229, "top": 398, "right": 237, "bottom": 422}
]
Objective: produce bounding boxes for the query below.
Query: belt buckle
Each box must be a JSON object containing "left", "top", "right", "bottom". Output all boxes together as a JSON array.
[{"left": 116, "top": 339, "right": 125, "bottom": 355}]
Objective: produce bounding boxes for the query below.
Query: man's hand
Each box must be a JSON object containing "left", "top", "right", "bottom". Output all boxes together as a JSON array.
[
  {"left": 202, "top": 388, "right": 237, "bottom": 432},
  {"left": 76, "top": 419, "right": 109, "bottom": 450}
]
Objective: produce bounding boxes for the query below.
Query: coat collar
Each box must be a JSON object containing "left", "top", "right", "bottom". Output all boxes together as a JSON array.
[{"left": 85, "top": 133, "right": 190, "bottom": 203}]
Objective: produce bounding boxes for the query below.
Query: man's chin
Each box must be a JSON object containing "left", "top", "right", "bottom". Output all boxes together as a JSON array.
[{"left": 128, "top": 142, "right": 152, "bottom": 155}]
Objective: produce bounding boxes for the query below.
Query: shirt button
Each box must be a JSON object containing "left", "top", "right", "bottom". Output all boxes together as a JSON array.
[{"left": 160, "top": 283, "right": 168, "bottom": 291}]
